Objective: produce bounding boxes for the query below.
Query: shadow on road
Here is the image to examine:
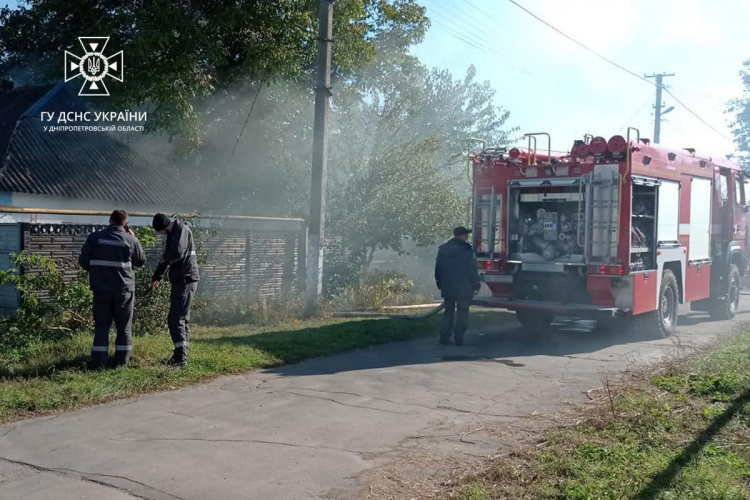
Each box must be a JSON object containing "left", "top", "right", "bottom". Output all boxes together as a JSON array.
[{"left": 197, "top": 309, "right": 716, "bottom": 377}]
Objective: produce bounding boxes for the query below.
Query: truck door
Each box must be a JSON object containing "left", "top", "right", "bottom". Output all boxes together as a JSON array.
[{"left": 719, "top": 168, "right": 734, "bottom": 241}]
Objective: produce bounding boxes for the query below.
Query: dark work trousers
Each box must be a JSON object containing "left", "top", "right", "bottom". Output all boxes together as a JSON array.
[
  {"left": 91, "top": 291, "right": 134, "bottom": 367},
  {"left": 168, "top": 281, "right": 197, "bottom": 361},
  {"left": 441, "top": 299, "right": 471, "bottom": 343}
]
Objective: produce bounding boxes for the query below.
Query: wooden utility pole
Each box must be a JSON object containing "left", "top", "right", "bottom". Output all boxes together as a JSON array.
[
  {"left": 305, "top": 0, "right": 334, "bottom": 313},
  {"left": 645, "top": 72, "right": 675, "bottom": 144}
]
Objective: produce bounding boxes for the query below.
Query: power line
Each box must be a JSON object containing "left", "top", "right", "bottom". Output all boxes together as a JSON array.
[
  {"left": 663, "top": 87, "right": 734, "bottom": 142},
  {"left": 504, "top": 0, "right": 732, "bottom": 143},
  {"left": 425, "top": 0, "right": 506, "bottom": 45},
  {"left": 505, "top": 0, "right": 653, "bottom": 86},
  {"left": 616, "top": 100, "right": 653, "bottom": 132},
  {"left": 224, "top": 79, "right": 264, "bottom": 169},
  {"left": 424, "top": 4, "right": 533, "bottom": 75},
  {"left": 425, "top": 4, "right": 508, "bottom": 55}
]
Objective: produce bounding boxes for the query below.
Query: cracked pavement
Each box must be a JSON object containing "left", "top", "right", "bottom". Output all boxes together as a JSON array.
[{"left": 1, "top": 300, "right": 748, "bottom": 500}]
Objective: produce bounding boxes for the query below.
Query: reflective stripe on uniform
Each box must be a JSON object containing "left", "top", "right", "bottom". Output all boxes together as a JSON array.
[
  {"left": 174, "top": 341, "right": 189, "bottom": 348},
  {"left": 92, "top": 346, "right": 109, "bottom": 352},
  {"left": 89, "top": 260, "right": 132, "bottom": 269},
  {"left": 115, "top": 345, "right": 132, "bottom": 351},
  {"left": 98, "top": 239, "right": 127, "bottom": 247}
]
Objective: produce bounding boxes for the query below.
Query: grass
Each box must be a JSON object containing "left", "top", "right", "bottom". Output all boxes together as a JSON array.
[
  {"left": 0, "top": 308, "right": 511, "bottom": 424},
  {"left": 448, "top": 331, "right": 750, "bottom": 499}
]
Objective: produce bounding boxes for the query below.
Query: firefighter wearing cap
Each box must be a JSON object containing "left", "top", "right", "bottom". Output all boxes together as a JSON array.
[
  {"left": 151, "top": 213, "right": 200, "bottom": 367},
  {"left": 79, "top": 210, "right": 146, "bottom": 368},
  {"left": 434, "top": 226, "right": 481, "bottom": 346}
]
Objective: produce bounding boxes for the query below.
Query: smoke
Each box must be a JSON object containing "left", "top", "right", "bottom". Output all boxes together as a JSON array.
[{"left": 120, "top": 39, "right": 514, "bottom": 292}]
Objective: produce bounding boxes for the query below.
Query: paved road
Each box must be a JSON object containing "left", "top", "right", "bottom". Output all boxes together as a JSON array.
[{"left": 1, "top": 298, "right": 749, "bottom": 500}]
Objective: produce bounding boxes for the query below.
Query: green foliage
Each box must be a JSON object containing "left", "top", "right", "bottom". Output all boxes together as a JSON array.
[
  {"left": 132, "top": 225, "right": 171, "bottom": 337},
  {"left": 0, "top": 227, "right": 176, "bottom": 354},
  {"left": 730, "top": 60, "right": 750, "bottom": 170},
  {"left": 0, "top": 0, "right": 428, "bottom": 152},
  {"left": 330, "top": 270, "right": 415, "bottom": 310},
  {"left": 0, "top": 251, "right": 92, "bottom": 357},
  {"left": 454, "top": 481, "right": 488, "bottom": 500}
]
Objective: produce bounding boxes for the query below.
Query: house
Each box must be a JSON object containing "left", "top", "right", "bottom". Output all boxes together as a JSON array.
[
  {"left": 0, "top": 83, "right": 306, "bottom": 315},
  {"left": 0, "top": 82, "right": 206, "bottom": 225}
]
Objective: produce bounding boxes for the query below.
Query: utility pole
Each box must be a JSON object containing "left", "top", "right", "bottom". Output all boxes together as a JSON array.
[
  {"left": 645, "top": 72, "right": 675, "bottom": 144},
  {"left": 306, "top": 0, "right": 334, "bottom": 314}
]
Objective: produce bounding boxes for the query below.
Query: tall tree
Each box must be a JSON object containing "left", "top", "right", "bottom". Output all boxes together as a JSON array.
[{"left": 326, "top": 62, "right": 512, "bottom": 268}]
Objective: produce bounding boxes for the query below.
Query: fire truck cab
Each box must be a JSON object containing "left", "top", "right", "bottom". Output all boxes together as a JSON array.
[{"left": 471, "top": 130, "right": 748, "bottom": 337}]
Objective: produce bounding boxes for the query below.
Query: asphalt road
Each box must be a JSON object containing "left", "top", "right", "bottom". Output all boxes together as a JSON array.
[{"left": 1, "top": 297, "right": 748, "bottom": 500}]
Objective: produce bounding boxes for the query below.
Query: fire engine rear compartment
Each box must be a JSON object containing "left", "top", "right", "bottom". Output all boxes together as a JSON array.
[
  {"left": 507, "top": 181, "right": 585, "bottom": 265},
  {"left": 505, "top": 179, "right": 592, "bottom": 307}
]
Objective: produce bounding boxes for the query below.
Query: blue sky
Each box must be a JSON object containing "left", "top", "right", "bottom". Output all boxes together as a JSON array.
[{"left": 412, "top": 0, "right": 748, "bottom": 158}]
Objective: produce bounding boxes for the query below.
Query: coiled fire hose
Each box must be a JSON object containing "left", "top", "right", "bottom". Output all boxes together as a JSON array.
[{"left": 334, "top": 302, "right": 446, "bottom": 319}]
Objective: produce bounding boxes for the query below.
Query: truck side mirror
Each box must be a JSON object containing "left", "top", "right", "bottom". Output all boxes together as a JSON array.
[{"left": 743, "top": 205, "right": 749, "bottom": 214}]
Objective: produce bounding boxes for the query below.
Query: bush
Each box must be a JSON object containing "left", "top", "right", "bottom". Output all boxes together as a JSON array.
[
  {"left": 322, "top": 238, "right": 363, "bottom": 298},
  {"left": 0, "top": 251, "right": 92, "bottom": 356},
  {"left": 131, "top": 226, "right": 171, "bottom": 336},
  {"left": 330, "top": 270, "right": 416, "bottom": 310},
  {"left": 0, "top": 227, "right": 175, "bottom": 357}
]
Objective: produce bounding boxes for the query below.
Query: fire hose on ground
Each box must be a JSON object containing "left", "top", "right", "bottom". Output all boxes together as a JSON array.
[{"left": 333, "top": 302, "right": 446, "bottom": 319}]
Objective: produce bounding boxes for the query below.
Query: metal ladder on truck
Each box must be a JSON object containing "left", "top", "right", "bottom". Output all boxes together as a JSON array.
[
  {"left": 473, "top": 186, "right": 498, "bottom": 259},
  {"left": 585, "top": 165, "right": 621, "bottom": 265}
]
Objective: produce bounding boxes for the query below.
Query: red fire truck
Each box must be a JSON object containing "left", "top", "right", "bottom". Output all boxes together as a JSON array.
[{"left": 470, "top": 130, "right": 748, "bottom": 336}]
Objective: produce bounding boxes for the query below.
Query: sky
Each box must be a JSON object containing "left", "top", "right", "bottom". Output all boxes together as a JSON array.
[{"left": 412, "top": 0, "right": 748, "bottom": 159}]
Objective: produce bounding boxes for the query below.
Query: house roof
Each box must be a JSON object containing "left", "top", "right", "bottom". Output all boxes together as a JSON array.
[
  {"left": 0, "top": 84, "right": 55, "bottom": 167},
  {"left": 0, "top": 83, "right": 206, "bottom": 209}
]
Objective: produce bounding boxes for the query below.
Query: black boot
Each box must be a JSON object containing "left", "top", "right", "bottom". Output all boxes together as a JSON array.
[
  {"left": 166, "top": 357, "right": 187, "bottom": 367},
  {"left": 166, "top": 346, "right": 188, "bottom": 367},
  {"left": 87, "top": 350, "right": 108, "bottom": 370},
  {"left": 114, "top": 348, "right": 132, "bottom": 367}
]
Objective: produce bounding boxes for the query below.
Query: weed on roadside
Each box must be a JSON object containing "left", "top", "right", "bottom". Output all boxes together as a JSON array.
[{"left": 445, "top": 331, "right": 750, "bottom": 499}]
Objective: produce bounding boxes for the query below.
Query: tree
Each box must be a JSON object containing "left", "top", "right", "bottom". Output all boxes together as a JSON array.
[
  {"left": 730, "top": 60, "right": 750, "bottom": 170},
  {"left": 325, "top": 62, "right": 512, "bottom": 269},
  {"left": 0, "top": 0, "right": 428, "bottom": 152}
]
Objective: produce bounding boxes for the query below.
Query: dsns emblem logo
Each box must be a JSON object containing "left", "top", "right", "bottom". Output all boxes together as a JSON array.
[{"left": 64, "top": 37, "right": 123, "bottom": 97}]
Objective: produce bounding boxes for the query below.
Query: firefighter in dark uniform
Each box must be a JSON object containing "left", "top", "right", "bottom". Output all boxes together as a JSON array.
[
  {"left": 79, "top": 210, "right": 146, "bottom": 368},
  {"left": 150, "top": 213, "right": 200, "bottom": 367},
  {"left": 434, "top": 226, "right": 481, "bottom": 346}
]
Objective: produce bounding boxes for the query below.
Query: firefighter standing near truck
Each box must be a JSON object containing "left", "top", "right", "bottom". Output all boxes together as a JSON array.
[
  {"left": 435, "top": 226, "right": 481, "bottom": 345},
  {"left": 151, "top": 213, "right": 200, "bottom": 367},
  {"left": 79, "top": 210, "right": 146, "bottom": 369}
]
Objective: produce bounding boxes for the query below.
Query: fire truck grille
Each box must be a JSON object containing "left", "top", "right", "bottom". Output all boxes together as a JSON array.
[{"left": 511, "top": 271, "right": 591, "bottom": 304}]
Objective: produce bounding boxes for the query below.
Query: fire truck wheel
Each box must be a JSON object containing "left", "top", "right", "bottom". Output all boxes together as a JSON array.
[
  {"left": 629, "top": 270, "right": 679, "bottom": 338},
  {"left": 709, "top": 264, "right": 741, "bottom": 321},
  {"left": 654, "top": 269, "right": 679, "bottom": 338},
  {"left": 516, "top": 310, "right": 554, "bottom": 331}
]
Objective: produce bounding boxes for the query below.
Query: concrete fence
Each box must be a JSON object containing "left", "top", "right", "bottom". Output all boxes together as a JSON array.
[{"left": 0, "top": 221, "right": 307, "bottom": 315}]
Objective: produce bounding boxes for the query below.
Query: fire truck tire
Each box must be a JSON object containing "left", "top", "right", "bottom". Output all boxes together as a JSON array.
[
  {"left": 653, "top": 269, "right": 679, "bottom": 338},
  {"left": 516, "top": 310, "right": 554, "bottom": 331},
  {"left": 631, "top": 269, "right": 678, "bottom": 338},
  {"left": 709, "top": 264, "right": 741, "bottom": 321}
]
